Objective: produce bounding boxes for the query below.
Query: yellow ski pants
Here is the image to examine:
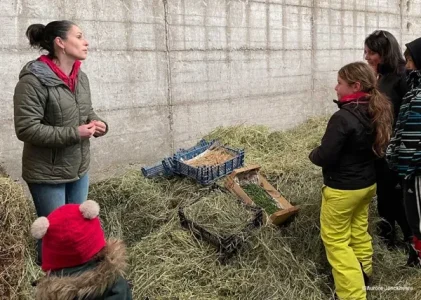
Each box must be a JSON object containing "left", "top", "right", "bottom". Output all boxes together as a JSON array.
[{"left": 320, "top": 184, "right": 376, "bottom": 300}]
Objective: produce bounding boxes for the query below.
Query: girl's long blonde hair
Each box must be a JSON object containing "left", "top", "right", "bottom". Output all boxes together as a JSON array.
[{"left": 338, "top": 62, "right": 393, "bottom": 157}]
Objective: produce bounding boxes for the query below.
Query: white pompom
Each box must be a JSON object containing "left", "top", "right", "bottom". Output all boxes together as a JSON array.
[
  {"left": 31, "top": 217, "right": 49, "bottom": 239},
  {"left": 79, "top": 200, "right": 100, "bottom": 219}
]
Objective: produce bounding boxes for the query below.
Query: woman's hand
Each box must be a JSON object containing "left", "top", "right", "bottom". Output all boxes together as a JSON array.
[
  {"left": 91, "top": 120, "right": 107, "bottom": 137},
  {"left": 78, "top": 123, "right": 96, "bottom": 139}
]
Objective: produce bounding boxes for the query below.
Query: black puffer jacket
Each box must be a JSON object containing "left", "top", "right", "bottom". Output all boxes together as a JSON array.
[
  {"left": 309, "top": 99, "right": 376, "bottom": 190},
  {"left": 377, "top": 64, "right": 408, "bottom": 126}
]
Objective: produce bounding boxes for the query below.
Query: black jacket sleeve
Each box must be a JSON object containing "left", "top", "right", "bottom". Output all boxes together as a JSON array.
[
  {"left": 309, "top": 112, "right": 349, "bottom": 167},
  {"left": 396, "top": 75, "right": 409, "bottom": 106}
]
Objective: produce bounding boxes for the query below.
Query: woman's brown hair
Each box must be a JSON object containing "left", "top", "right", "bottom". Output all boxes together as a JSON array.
[{"left": 338, "top": 62, "right": 393, "bottom": 157}]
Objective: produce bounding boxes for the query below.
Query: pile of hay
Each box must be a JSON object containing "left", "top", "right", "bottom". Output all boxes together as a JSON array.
[
  {"left": 9, "top": 116, "right": 419, "bottom": 299},
  {"left": 182, "top": 190, "right": 256, "bottom": 237},
  {"left": 0, "top": 170, "right": 37, "bottom": 300},
  {"left": 87, "top": 117, "right": 421, "bottom": 299},
  {"left": 129, "top": 221, "right": 329, "bottom": 299},
  {"left": 89, "top": 172, "right": 211, "bottom": 245}
]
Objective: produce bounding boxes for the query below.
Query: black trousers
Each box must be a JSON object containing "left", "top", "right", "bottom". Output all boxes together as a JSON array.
[
  {"left": 402, "top": 176, "right": 421, "bottom": 240},
  {"left": 375, "top": 158, "right": 411, "bottom": 243}
]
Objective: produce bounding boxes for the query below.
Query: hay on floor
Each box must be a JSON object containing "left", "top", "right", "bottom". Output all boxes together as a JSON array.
[
  {"left": 13, "top": 116, "right": 421, "bottom": 300},
  {"left": 183, "top": 190, "right": 255, "bottom": 237},
  {"left": 128, "top": 220, "right": 330, "bottom": 299},
  {"left": 0, "top": 177, "right": 36, "bottom": 300}
]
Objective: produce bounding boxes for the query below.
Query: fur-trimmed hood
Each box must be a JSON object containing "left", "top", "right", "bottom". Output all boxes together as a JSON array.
[{"left": 35, "top": 240, "right": 129, "bottom": 300}]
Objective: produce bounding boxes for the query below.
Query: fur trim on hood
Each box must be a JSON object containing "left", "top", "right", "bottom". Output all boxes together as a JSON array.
[{"left": 35, "top": 239, "right": 127, "bottom": 300}]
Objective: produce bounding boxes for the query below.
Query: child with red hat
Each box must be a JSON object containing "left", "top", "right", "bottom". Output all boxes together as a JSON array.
[{"left": 31, "top": 200, "right": 132, "bottom": 299}]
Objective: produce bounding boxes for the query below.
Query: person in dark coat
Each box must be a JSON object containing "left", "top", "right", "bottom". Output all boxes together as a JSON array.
[
  {"left": 387, "top": 37, "right": 421, "bottom": 267},
  {"left": 364, "top": 30, "right": 411, "bottom": 248}
]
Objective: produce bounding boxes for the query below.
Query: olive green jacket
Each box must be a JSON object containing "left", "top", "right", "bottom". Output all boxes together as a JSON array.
[{"left": 13, "top": 60, "right": 107, "bottom": 183}]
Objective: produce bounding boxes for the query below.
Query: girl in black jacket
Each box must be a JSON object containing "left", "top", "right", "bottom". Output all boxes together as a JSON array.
[
  {"left": 364, "top": 30, "right": 411, "bottom": 248},
  {"left": 310, "top": 62, "right": 393, "bottom": 300}
]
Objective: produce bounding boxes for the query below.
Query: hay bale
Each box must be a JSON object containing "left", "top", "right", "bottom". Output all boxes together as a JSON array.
[{"left": 0, "top": 177, "right": 35, "bottom": 299}]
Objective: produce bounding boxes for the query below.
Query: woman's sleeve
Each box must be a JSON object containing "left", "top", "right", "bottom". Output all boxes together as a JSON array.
[{"left": 13, "top": 77, "right": 80, "bottom": 147}]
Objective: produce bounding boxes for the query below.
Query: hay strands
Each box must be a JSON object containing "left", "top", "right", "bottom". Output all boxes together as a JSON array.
[{"left": 178, "top": 187, "right": 263, "bottom": 263}]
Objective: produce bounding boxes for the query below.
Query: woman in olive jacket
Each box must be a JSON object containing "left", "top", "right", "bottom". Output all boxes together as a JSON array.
[{"left": 13, "top": 20, "right": 107, "bottom": 264}]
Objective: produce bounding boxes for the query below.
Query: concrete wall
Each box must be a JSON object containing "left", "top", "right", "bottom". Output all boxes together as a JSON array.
[{"left": 0, "top": 0, "right": 420, "bottom": 181}]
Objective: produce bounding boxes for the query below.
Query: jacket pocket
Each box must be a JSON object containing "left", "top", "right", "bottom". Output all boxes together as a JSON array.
[{"left": 51, "top": 148, "right": 63, "bottom": 177}]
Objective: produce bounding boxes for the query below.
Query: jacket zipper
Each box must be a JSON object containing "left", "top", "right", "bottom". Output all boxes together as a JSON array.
[
  {"left": 63, "top": 81, "right": 83, "bottom": 178},
  {"left": 73, "top": 81, "right": 83, "bottom": 178}
]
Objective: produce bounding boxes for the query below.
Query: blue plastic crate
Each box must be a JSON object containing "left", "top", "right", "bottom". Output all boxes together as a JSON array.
[
  {"left": 162, "top": 158, "right": 175, "bottom": 175},
  {"left": 141, "top": 163, "right": 170, "bottom": 178},
  {"left": 172, "top": 140, "right": 245, "bottom": 185},
  {"left": 140, "top": 140, "right": 212, "bottom": 178}
]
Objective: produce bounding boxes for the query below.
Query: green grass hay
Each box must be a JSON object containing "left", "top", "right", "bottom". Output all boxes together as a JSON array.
[{"left": 242, "top": 183, "right": 280, "bottom": 215}]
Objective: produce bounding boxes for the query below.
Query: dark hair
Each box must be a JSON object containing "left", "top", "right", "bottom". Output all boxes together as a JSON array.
[
  {"left": 339, "top": 62, "right": 393, "bottom": 157},
  {"left": 26, "top": 20, "right": 76, "bottom": 57},
  {"left": 365, "top": 30, "right": 406, "bottom": 74},
  {"left": 404, "top": 48, "right": 411, "bottom": 60}
]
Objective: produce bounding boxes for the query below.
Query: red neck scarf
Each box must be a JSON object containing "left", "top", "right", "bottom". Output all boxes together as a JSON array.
[
  {"left": 38, "top": 55, "right": 81, "bottom": 93},
  {"left": 339, "top": 91, "right": 369, "bottom": 104}
]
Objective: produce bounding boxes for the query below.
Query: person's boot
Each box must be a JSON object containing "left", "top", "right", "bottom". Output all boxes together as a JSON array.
[{"left": 406, "top": 236, "right": 421, "bottom": 267}]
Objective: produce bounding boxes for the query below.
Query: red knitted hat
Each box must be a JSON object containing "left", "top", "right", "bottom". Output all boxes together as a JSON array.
[{"left": 31, "top": 200, "right": 106, "bottom": 272}]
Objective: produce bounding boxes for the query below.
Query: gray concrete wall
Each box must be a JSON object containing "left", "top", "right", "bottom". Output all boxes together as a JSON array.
[{"left": 0, "top": 0, "right": 420, "bottom": 181}]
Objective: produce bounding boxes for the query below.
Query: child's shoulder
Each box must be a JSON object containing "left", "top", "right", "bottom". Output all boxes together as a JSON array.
[{"left": 35, "top": 240, "right": 131, "bottom": 300}]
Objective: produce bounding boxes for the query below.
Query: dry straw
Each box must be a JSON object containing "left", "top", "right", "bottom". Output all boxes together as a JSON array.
[
  {"left": 183, "top": 190, "right": 254, "bottom": 237},
  {"left": 184, "top": 147, "right": 234, "bottom": 167},
  {"left": 0, "top": 172, "right": 38, "bottom": 300},
  {"left": 4, "top": 116, "right": 421, "bottom": 299}
]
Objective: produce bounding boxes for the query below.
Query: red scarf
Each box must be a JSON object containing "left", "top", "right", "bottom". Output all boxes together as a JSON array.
[
  {"left": 38, "top": 55, "right": 81, "bottom": 93},
  {"left": 339, "top": 91, "right": 369, "bottom": 104}
]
